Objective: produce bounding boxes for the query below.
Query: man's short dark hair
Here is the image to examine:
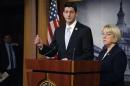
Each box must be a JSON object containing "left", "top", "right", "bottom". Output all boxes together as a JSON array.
[{"left": 64, "top": 2, "right": 77, "bottom": 12}]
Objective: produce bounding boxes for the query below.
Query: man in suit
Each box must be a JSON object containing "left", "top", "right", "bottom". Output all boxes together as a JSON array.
[
  {"left": 0, "top": 34, "right": 19, "bottom": 86},
  {"left": 34, "top": 2, "right": 94, "bottom": 60}
]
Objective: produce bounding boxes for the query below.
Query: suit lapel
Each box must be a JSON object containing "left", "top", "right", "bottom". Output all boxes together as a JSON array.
[{"left": 101, "top": 45, "right": 118, "bottom": 61}]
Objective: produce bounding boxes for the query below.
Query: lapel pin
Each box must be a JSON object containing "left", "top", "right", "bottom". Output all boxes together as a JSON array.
[{"left": 75, "top": 28, "right": 78, "bottom": 30}]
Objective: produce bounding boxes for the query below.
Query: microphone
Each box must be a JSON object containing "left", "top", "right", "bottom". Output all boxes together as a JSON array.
[
  {"left": 72, "top": 48, "right": 76, "bottom": 60},
  {"left": 44, "top": 46, "right": 56, "bottom": 56}
]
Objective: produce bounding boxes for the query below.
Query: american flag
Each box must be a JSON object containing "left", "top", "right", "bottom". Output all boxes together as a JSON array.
[{"left": 48, "top": 0, "right": 59, "bottom": 44}]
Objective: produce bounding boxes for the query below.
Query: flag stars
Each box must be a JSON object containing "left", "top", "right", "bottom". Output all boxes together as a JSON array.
[
  {"left": 51, "top": 11, "right": 52, "bottom": 14},
  {"left": 48, "top": 0, "right": 59, "bottom": 44},
  {"left": 50, "top": 16, "right": 51, "bottom": 19},
  {"left": 52, "top": 8, "right": 54, "bottom": 11},
  {"left": 49, "top": 0, "right": 58, "bottom": 21},
  {"left": 53, "top": 4, "right": 56, "bottom": 7}
]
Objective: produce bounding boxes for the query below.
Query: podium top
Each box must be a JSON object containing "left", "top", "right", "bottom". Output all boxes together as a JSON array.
[{"left": 26, "top": 59, "right": 101, "bottom": 73}]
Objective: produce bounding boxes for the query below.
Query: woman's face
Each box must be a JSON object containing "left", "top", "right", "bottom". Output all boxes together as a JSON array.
[{"left": 102, "top": 31, "right": 115, "bottom": 46}]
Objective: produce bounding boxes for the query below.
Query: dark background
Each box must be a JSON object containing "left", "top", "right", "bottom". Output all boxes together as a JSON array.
[
  {"left": 0, "top": 0, "right": 24, "bottom": 42},
  {"left": 0, "top": 0, "right": 24, "bottom": 85}
]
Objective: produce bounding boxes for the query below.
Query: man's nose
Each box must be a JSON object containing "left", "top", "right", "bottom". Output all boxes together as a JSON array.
[{"left": 67, "top": 13, "right": 71, "bottom": 16}]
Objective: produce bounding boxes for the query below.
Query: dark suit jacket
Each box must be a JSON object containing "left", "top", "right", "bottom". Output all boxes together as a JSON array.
[
  {"left": 98, "top": 44, "right": 127, "bottom": 86},
  {"left": 0, "top": 42, "right": 19, "bottom": 73},
  {"left": 39, "top": 21, "right": 94, "bottom": 60}
]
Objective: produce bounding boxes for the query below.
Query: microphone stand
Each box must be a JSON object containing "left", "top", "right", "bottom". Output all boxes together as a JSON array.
[{"left": 72, "top": 48, "right": 76, "bottom": 60}]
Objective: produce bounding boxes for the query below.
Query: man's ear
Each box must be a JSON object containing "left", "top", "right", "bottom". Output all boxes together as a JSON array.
[{"left": 75, "top": 12, "right": 78, "bottom": 18}]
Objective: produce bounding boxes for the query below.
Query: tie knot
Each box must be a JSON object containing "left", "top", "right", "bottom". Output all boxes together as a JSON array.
[
  {"left": 66, "top": 27, "right": 71, "bottom": 32},
  {"left": 67, "top": 27, "right": 71, "bottom": 29}
]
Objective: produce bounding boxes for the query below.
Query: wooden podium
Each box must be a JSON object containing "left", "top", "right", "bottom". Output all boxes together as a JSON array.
[{"left": 26, "top": 58, "right": 101, "bottom": 86}]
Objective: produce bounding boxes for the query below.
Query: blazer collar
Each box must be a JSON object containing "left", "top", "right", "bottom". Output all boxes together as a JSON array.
[
  {"left": 107, "top": 44, "right": 119, "bottom": 55},
  {"left": 66, "top": 20, "right": 77, "bottom": 30},
  {"left": 101, "top": 44, "right": 119, "bottom": 61}
]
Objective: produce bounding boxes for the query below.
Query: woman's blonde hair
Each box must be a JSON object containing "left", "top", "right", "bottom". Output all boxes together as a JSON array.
[{"left": 102, "top": 24, "right": 121, "bottom": 43}]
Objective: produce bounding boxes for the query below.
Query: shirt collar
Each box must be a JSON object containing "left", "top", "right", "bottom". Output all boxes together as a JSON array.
[{"left": 66, "top": 20, "right": 77, "bottom": 33}]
